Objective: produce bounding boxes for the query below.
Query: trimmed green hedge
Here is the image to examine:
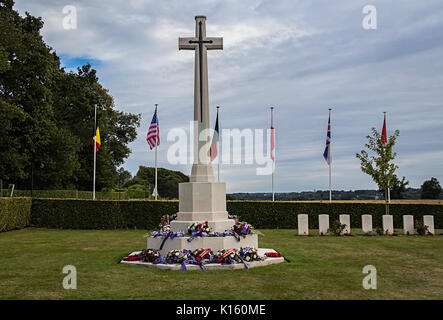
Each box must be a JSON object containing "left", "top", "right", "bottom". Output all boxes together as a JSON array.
[
  {"left": 227, "top": 201, "right": 443, "bottom": 229},
  {"left": 0, "top": 198, "right": 32, "bottom": 232},
  {"left": 30, "top": 199, "right": 177, "bottom": 229},
  {"left": 29, "top": 199, "right": 443, "bottom": 230}
]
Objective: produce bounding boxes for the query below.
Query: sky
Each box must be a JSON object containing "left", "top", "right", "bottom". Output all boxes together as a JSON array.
[{"left": 13, "top": 0, "right": 443, "bottom": 192}]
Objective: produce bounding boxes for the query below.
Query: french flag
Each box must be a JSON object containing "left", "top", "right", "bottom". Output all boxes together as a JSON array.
[{"left": 323, "top": 113, "right": 331, "bottom": 165}]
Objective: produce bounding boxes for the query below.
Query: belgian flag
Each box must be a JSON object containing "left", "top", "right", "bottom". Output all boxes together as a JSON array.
[{"left": 93, "top": 117, "right": 101, "bottom": 152}]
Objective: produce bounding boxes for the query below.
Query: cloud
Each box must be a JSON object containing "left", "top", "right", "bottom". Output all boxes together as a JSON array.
[{"left": 13, "top": 0, "right": 443, "bottom": 192}]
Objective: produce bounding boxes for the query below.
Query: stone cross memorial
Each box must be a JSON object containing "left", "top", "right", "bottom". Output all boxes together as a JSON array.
[{"left": 147, "top": 16, "right": 258, "bottom": 254}]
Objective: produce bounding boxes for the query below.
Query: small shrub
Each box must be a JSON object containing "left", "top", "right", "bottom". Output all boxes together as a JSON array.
[
  {"left": 415, "top": 219, "right": 429, "bottom": 236},
  {"left": 328, "top": 219, "right": 347, "bottom": 236}
]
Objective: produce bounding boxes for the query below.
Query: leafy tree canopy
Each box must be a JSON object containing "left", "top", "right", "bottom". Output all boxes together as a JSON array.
[
  {"left": 0, "top": 1, "right": 140, "bottom": 190},
  {"left": 421, "top": 177, "right": 442, "bottom": 199},
  {"left": 356, "top": 127, "right": 400, "bottom": 193},
  {"left": 123, "top": 166, "right": 189, "bottom": 199},
  {"left": 389, "top": 174, "right": 410, "bottom": 200}
]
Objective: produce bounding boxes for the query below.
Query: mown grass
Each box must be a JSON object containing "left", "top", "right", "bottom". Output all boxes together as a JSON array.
[{"left": 0, "top": 228, "right": 442, "bottom": 300}]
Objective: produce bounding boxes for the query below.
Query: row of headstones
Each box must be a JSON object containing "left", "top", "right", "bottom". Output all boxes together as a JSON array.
[{"left": 297, "top": 214, "right": 435, "bottom": 235}]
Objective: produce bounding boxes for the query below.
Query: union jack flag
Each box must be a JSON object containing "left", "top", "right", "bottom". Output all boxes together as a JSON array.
[
  {"left": 147, "top": 107, "right": 159, "bottom": 150},
  {"left": 323, "top": 112, "right": 331, "bottom": 165}
]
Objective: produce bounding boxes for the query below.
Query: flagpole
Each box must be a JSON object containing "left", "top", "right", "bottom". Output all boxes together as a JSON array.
[
  {"left": 154, "top": 104, "right": 158, "bottom": 200},
  {"left": 93, "top": 104, "right": 97, "bottom": 201},
  {"left": 329, "top": 108, "right": 332, "bottom": 203},
  {"left": 271, "top": 107, "right": 275, "bottom": 202},
  {"left": 216, "top": 106, "right": 220, "bottom": 182}
]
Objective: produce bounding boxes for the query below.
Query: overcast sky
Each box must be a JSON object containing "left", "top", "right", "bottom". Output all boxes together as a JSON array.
[{"left": 14, "top": 0, "right": 443, "bottom": 192}]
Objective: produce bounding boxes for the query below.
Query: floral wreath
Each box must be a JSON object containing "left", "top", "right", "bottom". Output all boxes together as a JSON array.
[
  {"left": 139, "top": 248, "right": 161, "bottom": 262},
  {"left": 214, "top": 248, "right": 239, "bottom": 264},
  {"left": 192, "top": 248, "right": 214, "bottom": 263},
  {"left": 232, "top": 221, "right": 254, "bottom": 237},
  {"left": 187, "top": 221, "right": 211, "bottom": 235},
  {"left": 166, "top": 249, "right": 192, "bottom": 264},
  {"left": 238, "top": 247, "right": 261, "bottom": 262}
]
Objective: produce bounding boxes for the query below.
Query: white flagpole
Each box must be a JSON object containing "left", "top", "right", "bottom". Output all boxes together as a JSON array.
[
  {"left": 93, "top": 104, "right": 97, "bottom": 200},
  {"left": 271, "top": 107, "right": 275, "bottom": 202},
  {"left": 217, "top": 106, "right": 220, "bottom": 182},
  {"left": 154, "top": 104, "right": 158, "bottom": 200},
  {"left": 329, "top": 108, "right": 332, "bottom": 203}
]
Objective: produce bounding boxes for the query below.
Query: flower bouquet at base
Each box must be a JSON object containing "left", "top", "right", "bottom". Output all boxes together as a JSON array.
[
  {"left": 238, "top": 247, "right": 262, "bottom": 262},
  {"left": 214, "top": 248, "right": 240, "bottom": 264},
  {"left": 232, "top": 221, "right": 254, "bottom": 238},
  {"left": 139, "top": 249, "right": 161, "bottom": 262},
  {"left": 192, "top": 248, "right": 214, "bottom": 263},
  {"left": 187, "top": 221, "right": 212, "bottom": 242},
  {"left": 165, "top": 249, "right": 193, "bottom": 264},
  {"left": 155, "top": 214, "right": 178, "bottom": 233}
]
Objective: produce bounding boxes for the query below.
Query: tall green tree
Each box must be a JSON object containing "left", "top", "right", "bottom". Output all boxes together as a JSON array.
[
  {"left": 124, "top": 166, "right": 189, "bottom": 199},
  {"left": 420, "top": 178, "right": 442, "bottom": 199},
  {"left": 0, "top": 1, "right": 140, "bottom": 190},
  {"left": 52, "top": 64, "right": 140, "bottom": 190},
  {"left": 356, "top": 127, "right": 400, "bottom": 213}
]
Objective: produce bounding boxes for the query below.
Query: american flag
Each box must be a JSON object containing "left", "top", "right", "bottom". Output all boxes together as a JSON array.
[
  {"left": 147, "top": 107, "right": 159, "bottom": 150},
  {"left": 323, "top": 112, "right": 331, "bottom": 165}
]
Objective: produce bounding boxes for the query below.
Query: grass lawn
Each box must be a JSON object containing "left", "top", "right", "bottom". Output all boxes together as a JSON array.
[{"left": 0, "top": 228, "right": 442, "bottom": 300}]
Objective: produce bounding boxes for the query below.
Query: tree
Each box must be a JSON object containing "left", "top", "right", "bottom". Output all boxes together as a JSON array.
[
  {"left": 389, "top": 175, "right": 410, "bottom": 199},
  {"left": 0, "top": 1, "right": 140, "bottom": 190},
  {"left": 356, "top": 127, "right": 400, "bottom": 214},
  {"left": 117, "top": 168, "right": 132, "bottom": 188},
  {"left": 52, "top": 64, "right": 140, "bottom": 190},
  {"left": 124, "top": 166, "right": 189, "bottom": 199},
  {"left": 421, "top": 178, "right": 442, "bottom": 199}
]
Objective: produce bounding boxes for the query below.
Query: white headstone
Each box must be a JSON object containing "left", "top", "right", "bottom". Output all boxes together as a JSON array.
[
  {"left": 423, "top": 215, "right": 434, "bottom": 235},
  {"left": 403, "top": 215, "right": 414, "bottom": 235},
  {"left": 319, "top": 214, "right": 329, "bottom": 235},
  {"left": 362, "top": 215, "right": 372, "bottom": 233},
  {"left": 382, "top": 215, "right": 394, "bottom": 235},
  {"left": 298, "top": 214, "right": 309, "bottom": 236},
  {"left": 339, "top": 214, "right": 351, "bottom": 235}
]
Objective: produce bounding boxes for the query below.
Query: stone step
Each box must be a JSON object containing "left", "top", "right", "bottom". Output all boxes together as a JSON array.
[
  {"left": 147, "top": 234, "right": 258, "bottom": 256},
  {"left": 176, "top": 211, "right": 229, "bottom": 221}
]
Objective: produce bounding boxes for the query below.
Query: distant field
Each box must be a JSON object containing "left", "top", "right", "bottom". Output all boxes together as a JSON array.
[{"left": 280, "top": 199, "right": 443, "bottom": 204}]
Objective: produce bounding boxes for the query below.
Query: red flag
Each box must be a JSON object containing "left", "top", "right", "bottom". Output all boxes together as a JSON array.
[
  {"left": 381, "top": 113, "right": 387, "bottom": 144},
  {"left": 210, "top": 111, "right": 219, "bottom": 161}
]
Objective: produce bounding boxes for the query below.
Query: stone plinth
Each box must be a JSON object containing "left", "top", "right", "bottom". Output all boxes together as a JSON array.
[
  {"left": 318, "top": 214, "right": 329, "bottom": 235},
  {"left": 362, "top": 215, "right": 372, "bottom": 233},
  {"left": 382, "top": 215, "right": 394, "bottom": 235},
  {"left": 298, "top": 214, "right": 309, "bottom": 235},
  {"left": 339, "top": 214, "right": 350, "bottom": 234},
  {"left": 403, "top": 215, "right": 414, "bottom": 235},
  {"left": 423, "top": 215, "right": 434, "bottom": 235},
  {"left": 147, "top": 234, "right": 258, "bottom": 256},
  {"left": 170, "top": 181, "right": 234, "bottom": 233}
]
